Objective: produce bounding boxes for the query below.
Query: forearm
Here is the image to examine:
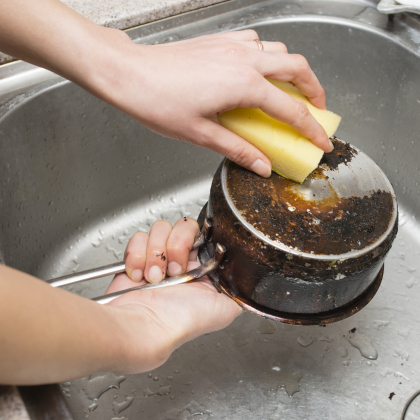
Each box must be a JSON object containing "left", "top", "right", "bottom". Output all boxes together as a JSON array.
[
  {"left": 0, "top": 0, "right": 129, "bottom": 97},
  {"left": 0, "top": 265, "right": 127, "bottom": 385}
]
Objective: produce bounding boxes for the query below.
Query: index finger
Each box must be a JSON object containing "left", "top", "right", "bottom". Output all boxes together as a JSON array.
[
  {"left": 166, "top": 218, "right": 199, "bottom": 276},
  {"left": 255, "top": 79, "right": 332, "bottom": 152},
  {"left": 253, "top": 52, "right": 327, "bottom": 110}
]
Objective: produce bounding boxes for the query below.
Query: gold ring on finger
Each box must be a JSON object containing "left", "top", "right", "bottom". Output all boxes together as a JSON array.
[{"left": 253, "top": 39, "right": 264, "bottom": 51}]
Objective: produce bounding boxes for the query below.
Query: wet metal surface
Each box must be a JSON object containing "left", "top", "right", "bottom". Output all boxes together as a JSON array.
[{"left": 1, "top": 0, "right": 420, "bottom": 418}]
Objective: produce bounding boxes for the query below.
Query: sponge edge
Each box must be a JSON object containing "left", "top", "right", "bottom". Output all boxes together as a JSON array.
[
  {"left": 218, "top": 79, "right": 341, "bottom": 183},
  {"left": 267, "top": 79, "right": 341, "bottom": 138}
]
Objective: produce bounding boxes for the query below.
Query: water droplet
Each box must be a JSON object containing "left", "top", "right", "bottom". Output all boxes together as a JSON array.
[
  {"left": 112, "top": 395, "right": 134, "bottom": 415},
  {"left": 394, "top": 371, "right": 410, "bottom": 381},
  {"left": 406, "top": 265, "right": 417, "bottom": 273},
  {"left": 373, "top": 320, "right": 389, "bottom": 329},
  {"left": 297, "top": 336, "right": 314, "bottom": 347},
  {"left": 280, "top": 371, "right": 302, "bottom": 396},
  {"left": 88, "top": 402, "right": 97, "bottom": 412},
  {"left": 147, "top": 216, "right": 157, "bottom": 226},
  {"left": 143, "top": 387, "right": 155, "bottom": 397},
  {"left": 345, "top": 330, "right": 378, "bottom": 360},
  {"left": 80, "top": 372, "right": 126, "bottom": 400},
  {"left": 157, "top": 386, "right": 172, "bottom": 396},
  {"left": 405, "top": 277, "right": 415, "bottom": 288},
  {"left": 153, "top": 376, "right": 159, "bottom": 381},
  {"left": 398, "top": 328, "right": 411, "bottom": 339},
  {"left": 148, "top": 373, "right": 152, "bottom": 378},
  {"left": 394, "top": 348, "right": 409, "bottom": 361},
  {"left": 319, "top": 336, "right": 333, "bottom": 343},
  {"left": 258, "top": 319, "right": 275, "bottom": 334},
  {"left": 337, "top": 347, "right": 348, "bottom": 358}
]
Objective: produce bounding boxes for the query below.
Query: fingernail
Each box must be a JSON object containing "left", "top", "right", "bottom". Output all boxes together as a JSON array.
[
  {"left": 328, "top": 139, "right": 334, "bottom": 151},
  {"left": 168, "top": 261, "right": 182, "bottom": 276},
  {"left": 148, "top": 265, "right": 164, "bottom": 283},
  {"left": 250, "top": 159, "right": 271, "bottom": 178},
  {"left": 131, "top": 269, "right": 143, "bottom": 282}
]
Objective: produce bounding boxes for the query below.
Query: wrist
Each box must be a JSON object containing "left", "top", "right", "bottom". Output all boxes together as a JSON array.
[
  {"left": 103, "top": 303, "right": 175, "bottom": 374},
  {"left": 79, "top": 27, "right": 145, "bottom": 111}
]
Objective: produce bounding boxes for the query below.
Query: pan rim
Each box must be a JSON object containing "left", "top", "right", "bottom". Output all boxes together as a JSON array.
[{"left": 221, "top": 145, "right": 398, "bottom": 261}]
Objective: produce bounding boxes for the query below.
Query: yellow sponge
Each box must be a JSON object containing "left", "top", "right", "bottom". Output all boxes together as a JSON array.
[{"left": 218, "top": 79, "right": 341, "bottom": 183}]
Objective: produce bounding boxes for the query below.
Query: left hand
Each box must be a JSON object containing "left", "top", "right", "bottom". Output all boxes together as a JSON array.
[{"left": 104, "top": 218, "right": 242, "bottom": 373}]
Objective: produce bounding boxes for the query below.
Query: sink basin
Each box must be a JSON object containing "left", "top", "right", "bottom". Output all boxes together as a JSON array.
[{"left": 1, "top": 0, "right": 420, "bottom": 418}]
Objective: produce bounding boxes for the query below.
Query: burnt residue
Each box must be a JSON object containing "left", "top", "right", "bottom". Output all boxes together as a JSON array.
[
  {"left": 200, "top": 160, "right": 397, "bottom": 319},
  {"left": 320, "top": 137, "right": 358, "bottom": 170},
  {"left": 227, "top": 163, "right": 394, "bottom": 255}
]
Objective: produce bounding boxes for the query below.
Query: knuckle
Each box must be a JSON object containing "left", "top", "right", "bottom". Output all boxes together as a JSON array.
[
  {"left": 245, "top": 69, "right": 260, "bottom": 85},
  {"left": 190, "top": 122, "right": 214, "bottom": 146},
  {"left": 278, "top": 42, "right": 288, "bottom": 53},
  {"left": 129, "top": 251, "right": 146, "bottom": 262},
  {"left": 293, "top": 54, "right": 310, "bottom": 73},
  {"left": 236, "top": 68, "right": 261, "bottom": 91},
  {"left": 150, "top": 248, "right": 167, "bottom": 261},
  {"left": 228, "top": 143, "right": 252, "bottom": 165},
  {"left": 293, "top": 100, "right": 310, "bottom": 125},
  {"left": 167, "top": 242, "right": 190, "bottom": 256},
  {"left": 317, "top": 85, "right": 326, "bottom": 99},
  {"left": 244, "top": 29, "right": 259, "bottom": 39}
]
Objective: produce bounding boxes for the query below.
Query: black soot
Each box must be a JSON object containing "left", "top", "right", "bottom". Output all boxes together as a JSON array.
[{"left": 227, "top": 142, "right": 394, "bottom": 255}]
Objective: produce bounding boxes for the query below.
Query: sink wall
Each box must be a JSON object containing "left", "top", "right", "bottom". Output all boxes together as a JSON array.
[{"left": 1, "top": 0, "right": 420, "bottom": 418}]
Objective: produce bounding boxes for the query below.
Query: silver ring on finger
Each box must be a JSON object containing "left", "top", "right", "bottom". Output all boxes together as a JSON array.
[{"left": 253, "top": 39, "right": 264, "bottom": 51}]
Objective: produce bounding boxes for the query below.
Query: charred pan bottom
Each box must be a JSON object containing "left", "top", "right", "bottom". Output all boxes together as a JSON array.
[
  {"left": 198, "top": 237, "right": 383, "bottom": 325},
  {"left": 197, "top": 206, "right": 384, "bottom": 325},
  {"left": 197, "top": 156, "right": 397, "bottom": 323}
]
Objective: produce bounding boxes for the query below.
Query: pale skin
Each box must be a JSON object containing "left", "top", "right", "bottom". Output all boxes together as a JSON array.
[
  {"left": 0, "top": 218, "right": 242, "bottom": 384},
  {"left": 0, "top": 0, "right": 333, "bottom": 384}
]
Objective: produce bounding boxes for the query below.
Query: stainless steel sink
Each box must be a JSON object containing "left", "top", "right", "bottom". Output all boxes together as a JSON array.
[{"left": 1, "top": 0, "right": 420, "bottom": 418}]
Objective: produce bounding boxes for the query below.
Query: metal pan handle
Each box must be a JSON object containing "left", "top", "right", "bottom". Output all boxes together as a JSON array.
[
  {"left": 93, "top": 243, "right": 225, "bottom": 304},
  {"left": 46, "top": 220, "right": 223, "bottom": 304}
]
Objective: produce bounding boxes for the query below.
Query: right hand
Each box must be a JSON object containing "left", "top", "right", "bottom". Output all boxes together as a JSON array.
[
  {"left": 93, "top": 29, "right": 331, "bottom": 178},
  {"left": 0, "top": 0, "right": 331, "bottom": 177}
]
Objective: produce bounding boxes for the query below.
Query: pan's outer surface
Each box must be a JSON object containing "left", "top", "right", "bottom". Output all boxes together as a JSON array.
[{"left": 202, "top": 160, "right": 398, "bottom": 320}]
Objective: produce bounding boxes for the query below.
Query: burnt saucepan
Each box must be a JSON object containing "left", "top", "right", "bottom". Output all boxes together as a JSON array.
[{"left": 48, "top": 139, "right": 398, "bottom": 325}]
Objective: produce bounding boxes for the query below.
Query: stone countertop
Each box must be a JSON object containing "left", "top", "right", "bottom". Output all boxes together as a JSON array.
[{"left": 0, "top": 0, "right": 226, "bottom": 64}]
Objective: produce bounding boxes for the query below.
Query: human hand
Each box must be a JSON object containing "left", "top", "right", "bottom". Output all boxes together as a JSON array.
[
  {"left": 0, "top": 217, "right": 240, "bottom": 384},
  {"left": 98, "top": 30, "right": 331, "bottom": 178},
  {"left": 105, "top": 218, "right": 242, "bottom": 373},
  {"left": 0, "top": 1, "right": 331, "bottom": 178}
]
